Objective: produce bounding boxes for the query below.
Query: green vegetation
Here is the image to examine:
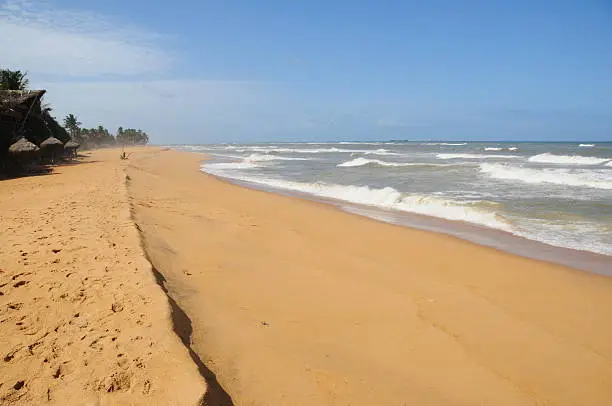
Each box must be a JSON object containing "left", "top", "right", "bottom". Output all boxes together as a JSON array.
[
  {"left": 63, "top": 114, "right": 81, "bottom": 140},
  {"left": 61, "top": 118, "right": 150, "bottom": 148},
  {"left": 0, "top": 70, "right": 29, "bottom": 90},
  {"left": 116, "top": 127, "right": 149, "bottom": 145},
  {"left": 1, "top": 68, "right": 151, "bottom": 172}
]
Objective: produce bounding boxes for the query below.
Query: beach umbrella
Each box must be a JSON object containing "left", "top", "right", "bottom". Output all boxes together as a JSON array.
[{"left": 40, "top": 136, "right": 63, "bottom": 163}]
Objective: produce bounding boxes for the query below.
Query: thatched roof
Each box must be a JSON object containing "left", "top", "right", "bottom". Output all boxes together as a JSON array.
[
  {"left": 40, "top": 136, "right": 63, "bottom": 147},
  {"left": 64, "top": 140, "right": 80, "bottom": 148},
  {"left": 0, "top": 90, "right": 46, "bottom": 113},
  {"left": 9, "top": 137, "right": 39, "bottom": 154}
]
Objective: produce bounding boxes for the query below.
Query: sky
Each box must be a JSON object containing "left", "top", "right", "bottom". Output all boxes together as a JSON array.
[{"left": 1, "top": 0, "right": 611, "bottom": 143}]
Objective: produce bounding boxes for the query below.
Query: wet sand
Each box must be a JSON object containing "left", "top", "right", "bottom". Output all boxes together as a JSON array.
[{"left": 128, "top": 148, "right": 612, "bottom": 405}]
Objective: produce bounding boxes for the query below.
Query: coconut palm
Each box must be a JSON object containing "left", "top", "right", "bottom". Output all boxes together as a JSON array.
[
  {"left": 0, "top": 70, "right": 29, "bottom": 90},
  {"left": 63, "top": 114, "right": 81, "bottom": 130},
  {"left": 63, "top": 114, "right": 82, "bottom": 141}
]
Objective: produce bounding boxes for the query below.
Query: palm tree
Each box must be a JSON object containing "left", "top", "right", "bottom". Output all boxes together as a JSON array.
[
  {"left": 63, "top": 114, "right": 81, "bottom": 130},
  {"left": 0, "top": 70, "right": 29, "bottom": 90},
  {"left": 63, "top": 114, "right": 82, "bottom": 141}
]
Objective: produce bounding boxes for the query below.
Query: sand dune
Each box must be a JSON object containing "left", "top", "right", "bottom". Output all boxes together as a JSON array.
[{"left": 128, "top": 148, "right": 612, "bottom": 405}]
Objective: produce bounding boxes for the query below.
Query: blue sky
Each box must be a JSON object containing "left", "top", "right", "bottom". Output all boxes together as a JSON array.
[{"left": 1, "top": 0, "right": 611, "bottom": 143}]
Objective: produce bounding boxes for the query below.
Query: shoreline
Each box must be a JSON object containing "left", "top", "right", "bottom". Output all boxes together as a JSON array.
[
  {"left": 129, "top": 147, "right": 612, "bottom": 405},
  {"left": 197, "top": 156, "right": 612, "bottom": 277}
]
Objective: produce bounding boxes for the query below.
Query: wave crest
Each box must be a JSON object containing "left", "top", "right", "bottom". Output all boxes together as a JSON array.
[
  {"left": 199, "top": 167, "right": 510, "bottom": 230},
  {"left": 484, "top": 147, "right": 518, "bottom": 151},
  {"left": 245, "top": 153, "right": 309, "bottom": 162},
  {"left": 437, "top": 153, "right": 520, "bottom": 160},
  {"left": 480, "top": 163, "right": 612, "bottom": 190},
  {"left": 527, "top": 153, "right": 610, "bottom": 165},
  {"left": 337, "top": 158, "right": 448, "bottom": 168}
]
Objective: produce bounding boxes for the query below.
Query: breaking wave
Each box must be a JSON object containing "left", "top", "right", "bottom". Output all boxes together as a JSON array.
[
  {"left": 244, "top": 153, "right": 310, "bottom": 162},
  {"left": 226, "top": 146, "right": 402, "bottom": 156},
  {"left": 337, "top": 158, "right": 450, "bottom": 168},
  {"left": 527, "top": 153, "right": 610, "bottom": 165},
  {"left": 437, "top": 153, "right": 521, "bottom": 160},
  {"left": 479, "top": 163, "right": 612, "bottom": 190},
  {"left": 203, "top": 161, "right": 264, "bottom": 171},
  {"left": 485, "top": 147, "right": 518, "bottom": 151},
  {"left": 200, "top": 165, "right": 510, "bottom": 230},
  {"left": 579, "top": 144, "right": 595, "bottom": 147}
]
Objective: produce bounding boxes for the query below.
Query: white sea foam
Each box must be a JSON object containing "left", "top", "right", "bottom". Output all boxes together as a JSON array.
[
  {"left": 337, "top": 158, "right": 449, "bottom": 168},
  {"left": 361, "top": 149, "right": 403, "bottom": 156},
  {"left": 200, "top": 164, "right": 510, "bottom": 230},
  {"left": 437, "top": 153, "right": 521, "bottom": 160},
  {"left": 210, "top": 153, "right": 245, "bottom": 159},
  {"left": 203, "top": 162, "right": 264, "bottom": 171},
  {"left": 480, "top": 163, "right": 612, "bottom": 190},
  {"left": 579, "top": 144, "right": 595, "bottom": 147},
  {"left": 528, "top": 153, "right": 610, "bottom": 165},
  {"left": 244, "top": 153, "right": 309, "bottom": 162},
  {"left": 511, "top": 220, "right": 612, "bottom": 256},
  {"left": 230, "top": 146, "right": 399, "bottom": 155},
  {"left": 484, "top": 147, "right": 520, "bottom": 152}
]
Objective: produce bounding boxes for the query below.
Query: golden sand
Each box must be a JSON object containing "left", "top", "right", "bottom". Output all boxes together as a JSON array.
[
  {"left": 2, "top": 147, "right": 612, "bottom": 405},
  {"left": 128, "top": 148, "right": 612, "bottom": 405},
  {"left": 0, "top": 149, "right": 205, "bottom": 405}
]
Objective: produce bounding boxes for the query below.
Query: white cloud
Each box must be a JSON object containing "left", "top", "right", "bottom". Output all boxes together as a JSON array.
[{"left": 0, "top": 0, "right": 171, "bottom": 76}]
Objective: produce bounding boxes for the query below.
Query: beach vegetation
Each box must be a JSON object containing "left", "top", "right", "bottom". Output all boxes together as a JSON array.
[
  {"left": 0, "top": 70, "right": 29, "bottom": 91},
  {"left": 63, "top": 114, "right": 82, "bottom": 142},
  {"left": 1, "top": 68, "right": 150, "bottom": 174},
  {"left": 116, "top": 127, "right": 149, "bottom": 146}
]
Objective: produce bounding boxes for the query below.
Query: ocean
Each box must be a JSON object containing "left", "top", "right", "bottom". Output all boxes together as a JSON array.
[{"left": 170, "top": 141, "right": 612, "bottom": 274}]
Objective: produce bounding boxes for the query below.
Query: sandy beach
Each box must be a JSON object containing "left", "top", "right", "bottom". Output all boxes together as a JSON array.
[
  {"left": 128, "top": 148, "right": 612, "bottom": 405},
  {"left": 2, "top": 147, "right": 612, "bottom": 405},
  {"left": 0, "top": 149, "right": 205, "bottom": 405}
]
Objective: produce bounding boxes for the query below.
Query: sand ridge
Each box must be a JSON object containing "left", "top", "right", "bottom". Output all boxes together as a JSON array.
[
  {"left": 0, "top": 149, "right": 206, "bottom": 405},
  {"left": 128, "top": 148, "right": 612, "bottom": 406}
]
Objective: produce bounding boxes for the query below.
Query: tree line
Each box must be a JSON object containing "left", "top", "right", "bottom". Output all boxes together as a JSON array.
[
  {"left": 2, "top": 69, "right": 150, "bottom": 149},
  {"left": 63, "top": 114, "right": 149, "bottom": 149}
]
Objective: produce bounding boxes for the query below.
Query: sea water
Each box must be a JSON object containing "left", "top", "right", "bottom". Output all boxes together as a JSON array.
[{"left": 169, "top": 141, "right": 612, "bottom": 273}]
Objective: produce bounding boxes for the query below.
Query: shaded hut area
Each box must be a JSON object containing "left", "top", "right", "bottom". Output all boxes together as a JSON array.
[{"left": 0, "top": 90, "right": 79, "bottom": 177}]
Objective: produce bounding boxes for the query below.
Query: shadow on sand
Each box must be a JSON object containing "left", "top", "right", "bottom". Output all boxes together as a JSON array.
[
  {"left": 0, "top": 156, "right": 103, "bottom": 180},
  {"left": 151, "top": 266, "right": 235, "bottom": 406}
]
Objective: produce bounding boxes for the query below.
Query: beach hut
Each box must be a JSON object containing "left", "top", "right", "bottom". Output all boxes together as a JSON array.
[
  {"left": 64, "top": 140, "right": 80, "bottom": 157},
  {"left": 40, "top": 136, "right": 63, "bottom": 163},
  {"left": 8, "top": 137, "right": 40, "bottom": 166},
  {"left": 0, "top": 90, "right": 47, "bottom": 163}
]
